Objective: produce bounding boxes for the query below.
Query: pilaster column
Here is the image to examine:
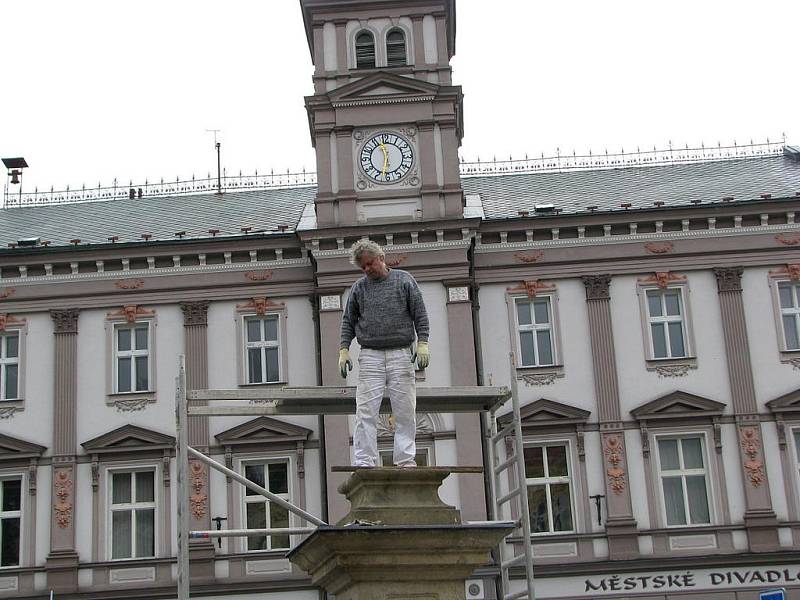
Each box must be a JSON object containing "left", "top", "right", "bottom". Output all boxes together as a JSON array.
[
  {"left": 417, "top": 121, "right": 440, "bottom": 219},
  {"left": 318, "top": 291, "right": 351, "bottom": 523},
  {"left": 46, "top": 309, "right": 80, "bottom": 592},
  {"left": 445, "top": 283, "right": 486, "bottom": 521},
  {"left": 179, "top": 301, "right": 215, "bottom": 575},
  {"left": 411, "top": 15, "right": 426, "bottom": 66},
  {"left": 581, "top": 276, "right": 638, "bottom": 558},
  {"left": 713, "top": 267, "right": 779, "bottom": 551},
  {"left": 335, "top": 127, "right": 357, "bottom": 224}
]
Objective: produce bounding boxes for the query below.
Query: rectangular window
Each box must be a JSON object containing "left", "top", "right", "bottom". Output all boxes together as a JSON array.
[
  {"left": 657, "top": 436, "right": 711, "bottom": 526},
  {"left": 244, "top": 316, "right": 281, "bottom": 384},
  {"left": 514, "top": 297, "right": 555, "bottom": 367},
  {"left": 243, "top": 461, "right": 290, "bottom": 551},
  {"left": 645, "top": 289, "right": 688, "bottom": 359},
  {"left": 114, "top": 324, "right": 150, "bottom": 393},
  {"left": 778, "top": 282, "right": 800, "bottom": 351},
  {"left": 110, "top": 470, "right": 155, "bottom": 559},
  {"left": 0, "top": 333, "right": 19, "bottom": 401},
  {"left": 0, "top": 479, "right": 21, "bottom": 567},
  {"left": 523, "top": 443, "right": 574, "bottom": 533}
]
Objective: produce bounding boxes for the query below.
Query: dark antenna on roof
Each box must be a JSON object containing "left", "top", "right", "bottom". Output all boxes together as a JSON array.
[{"left": 206, "top": 129, "right": 223, "bottom": 195}]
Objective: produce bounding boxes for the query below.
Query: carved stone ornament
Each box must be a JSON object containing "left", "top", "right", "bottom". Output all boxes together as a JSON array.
[
  {"left": 768, "top": 263, "right": 800, "bottom": 282},
  {"left": 189, "top": 460, "right": 208, "bottom": 519},
  {"left": 107, "top": 304, "right": 156, "bottom": 324},
  {"left": 582, "top": 274, "right": 611, "bottom": 301},
  {"left": 244, "top": 270, "right": 273, "bottom": 282},
  {"left": 603, "top": 434, "right": 626, "bottom": 494},
  {"left": 385, "top": 254, "right": 408, "bottom": 267},
  {"left": 180, "top": 301, "right": 210, "bottom": 326},
  {"left": 507, "top": 279, "right": 557, "bottom": 299},
  {"left": 115, "top": 278, "right": 145, "bottom": 290},
  {"left": 637, "top": 271, "right": 687, "bottom": 289},
  {"left": 114, "top": 398, "right": 150, "bottom": 413},
  {"left": 739, "top": 426, "right": 765, "bottom": 487},
  {"left": 53, "top": 468, "right": 74, "bottom": 528},
  {"left": 447, "top": 286, "right": 470, "bottom": 302},
  {"left": 644, "top": 242, "right": 674, "bottom": 254},
  {"left": 236, "top": 297, "right": 284, "bottom": 315},
  {"left": 713, "top": 267, "right": 743, "bottom": 292},
  {"left": 775, "top": 233, "right": 800, "bottom": 246},
  {"left": 50, "top": 309, "right": 80, "bottom": 334},
  {"left": 513, "top": 250, "right": 544, "bottom": 264},
  {"left": 521, "top": 371, "right": 564, "bottom": 386},
  {"left": 0, "top": 288, "right": 15, "bottom": 300},
  {"left": 789, "top": 357, "right": 800, "bottom": 371},
  {"left": 653, "top": 364, "right": 691, "bottom": 378},
  {"left": 320, "top": 294, "right": 342, "bottom": 311},
  {"left": 0, "top": 407, "right": 19, "bottom": 419},
  {"left": 0, "top": 313, "right": 25, "bottom": 331}
]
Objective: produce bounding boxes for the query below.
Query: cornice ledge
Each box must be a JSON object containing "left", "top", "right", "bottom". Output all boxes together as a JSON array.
[
  {"left": 331, "top": 95, "right": 435, "bottom": 108},
  {"left": 474, "top": 222, "right": 800, "bottom": 253},
  {"left": 311, "top": 239, "right": 472, "bottom": 258},
  {"left": 0, "top": 258, "right": 311, "bottom": 288}
]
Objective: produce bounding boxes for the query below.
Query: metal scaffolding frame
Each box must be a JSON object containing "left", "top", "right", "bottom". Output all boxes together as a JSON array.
[{"left": 174, "top": 355, "right": 536, "bottom": 600}]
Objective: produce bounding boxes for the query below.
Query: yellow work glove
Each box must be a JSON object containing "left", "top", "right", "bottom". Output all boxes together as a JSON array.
[
  {"left": 338, "top": 349, "right": 353, "bottom": 379},
  {"left": 413, "top": 342, "right": 430, "bottom": 370}
]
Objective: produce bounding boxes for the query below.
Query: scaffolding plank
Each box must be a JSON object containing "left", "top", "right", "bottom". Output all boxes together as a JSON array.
[{"left": 186, "top": 385, "right": 510, "bottom": 416}]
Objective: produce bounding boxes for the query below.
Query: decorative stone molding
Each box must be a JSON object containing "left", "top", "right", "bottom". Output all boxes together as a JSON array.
[
  {"left": 319, "top": 294, "right": 342, "bottom": 311},
  {"left": 788, "top": 357, "right": 800, "bottom": 371},
  {"left": 106, "top": 305, "right": 155, "bottom": 324},
  {"left": 775, "top": 233, "right": 800, "bottom": 246},
  {"left": 0, "top": 288, "right": 16, "bottom": 300},
  {"left": 769, "top": 263, "right": 800, "bottom": 281},
  {"left": 713, "top": 266, "right": 743, "bottom": 292},
  {"left": 53, "top": 468, "right": 74, "bottom": 528},
  {"left": 0, "top": 313, "right": 25, "bottom": 331},
  {"left": 637, "top": 271, "right": 687, "bottom": 289},
  {"left": 50, "top": 309, "right": 80, "bottom": 334},
  {"left": 235, "top": 297, "right": 285, "bottom": 316},
  {"left": 644, "top": 242, "right": 674, "bottom": 254},
  {"left": 244, "top": 269, "right": 274, "bottom": 282},
  {"left": 603, "top": 434, "right": 626, "bottom": 495},
  {"left": 115, "top": 278, "right": 145, "bottom": 290},
  {"left": 513, "top": 250, "right": 544, "bottom": 263},
  {"left": 0, "top": 407, "right": 20, "bottom": 419},
  {"left": 520, "top": 370, "right": 564, "bottom": 386},
  {"left": 113, "top": 398, "right": 150, "bottom": 413},
  {"left": 447, "top": 286, "right": 469, "bottom": 302},
  {"left": 739, "top": 426, "right": 765, "bottom": 487},
  {"left": 640, "top": 422, "right": 650, "bottom": 458},
  {"left": 189, "top": 460, "right": 208, "bottom": 519},
  {"left": 385, "top": 254, "right": 408, "bottom": 267},
  {"left": 651, "top": 363, "right": 691, "bottom": 377},
  {"left": 582, "top": 274, "right": 611, "bottom": 301},
  {"left": 507, "top": 279, "right": 557, "bottom": 299},
  {"left": 180, "top": 301, "right": 210, "bottom": 326}
]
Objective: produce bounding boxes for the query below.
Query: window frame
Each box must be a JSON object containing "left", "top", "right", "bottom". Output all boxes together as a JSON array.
[
  {"left": 772, "top": 277, "right": 800, "bottom": 355},
  {"left": 236, "top": 302, "right": 289, "bottom": 387},
  {"left": 506, "top": 289, "right": 564, "bottom": 375},
  {"left": 105, "top": 307, "right": 157, "bottom": 406},
  {"left": 0, "top": 475, "right": 23, "bottom": 568},
  {"left": 653, "top": 432, "right": 714, "bottom": 529},
  {"left": 384, "top": 27, "right": 408, "bottom": 67},
  {"left": 636, "top": 278, "right": 697, "bottom": 372},
  {"left": 522, "top": 439, "right": 577, "bottom": 536},
  {"left": 112, "top": 322, "right": 152, "bottom": 394},
  {"left": 106, "top": 467, "right": 158, "bottom": 561},
  {"left": 238, "top": 455, "right": 295, "bottom": 554},
  {"left": 242, "top": 314, "right": 283, "bottom": 385},
  {"left": 354, "top": 29, "right": 376, "bottom": 69},
  {"left": 0, "top": 317, "right": 27, "bottom": 408}
]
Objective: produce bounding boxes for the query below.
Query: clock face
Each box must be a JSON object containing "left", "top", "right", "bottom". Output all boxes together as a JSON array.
[{"left": 358, "top": 132, "right": 414, "bottom": 183}]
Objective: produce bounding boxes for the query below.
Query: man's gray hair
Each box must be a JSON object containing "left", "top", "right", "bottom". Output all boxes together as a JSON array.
[{"left": 349, "top": 239, "right": 385, "bottom": 266}]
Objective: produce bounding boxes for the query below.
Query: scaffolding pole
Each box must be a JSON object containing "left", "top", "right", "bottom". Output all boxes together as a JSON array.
[{"left": 175, "top": 356, "right": 190, "bottom": 600}]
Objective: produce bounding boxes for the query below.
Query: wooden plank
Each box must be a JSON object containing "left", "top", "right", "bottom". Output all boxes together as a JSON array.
[{"left": 330, "top": 466, "right": 484, "bottom": 473}]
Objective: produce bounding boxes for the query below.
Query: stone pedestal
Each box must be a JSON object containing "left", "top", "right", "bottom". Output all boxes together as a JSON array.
[{"left": 289, "top": 467, "right": 511, "bottom": 600}]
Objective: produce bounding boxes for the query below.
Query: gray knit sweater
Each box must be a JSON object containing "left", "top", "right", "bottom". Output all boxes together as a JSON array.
[{"left": 340, "top": 269, "right": 429, "bottom": 350}]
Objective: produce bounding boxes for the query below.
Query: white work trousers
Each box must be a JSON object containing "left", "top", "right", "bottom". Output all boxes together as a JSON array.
[{"left": 353, "top": 347, "right": 416, "bottom": 467}]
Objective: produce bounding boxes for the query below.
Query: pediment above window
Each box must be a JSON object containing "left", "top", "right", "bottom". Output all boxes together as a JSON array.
[
  {"left": 631, "top": 391, "right": 726, "bottom": 422},
  {"left": 0, "top": 433, "right": 46, "bottom": 461},
  {"left": 81, "top": 425, "right": 175, "bottom": 455},
  {"left": 328, "top": 72, "right": 440, "bottom": 104},
  {"left": 215, "top": 416, "right": 312, "bottom": 448},
  {"left": 500, "top": 398, "right": 590, "bottom": 429},
  {"left": 766, "top": 387, "right": 800, "bottom": 416}
]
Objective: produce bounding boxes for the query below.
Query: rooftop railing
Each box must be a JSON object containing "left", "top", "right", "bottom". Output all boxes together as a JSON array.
[{"left": 2, "top": 140, "right": 787, "bottom": 208}]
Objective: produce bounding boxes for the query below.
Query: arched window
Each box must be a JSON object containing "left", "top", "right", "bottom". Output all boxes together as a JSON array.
[
  {"left": 386, "top": 29, "right": 407, "bottom": 67},
  {"left": 355, "top": 31, "right": 376, "bottom": 69}
]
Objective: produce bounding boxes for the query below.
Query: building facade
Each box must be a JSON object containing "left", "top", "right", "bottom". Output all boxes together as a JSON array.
[{"left": 1, "top": 1, "right": 799, "bottom": 599}]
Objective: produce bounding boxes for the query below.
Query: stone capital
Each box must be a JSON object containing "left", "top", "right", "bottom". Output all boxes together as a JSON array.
[
  {"left": 714, "top": 266, "right": 743, "bottom": 292},
  {"left": 180, "top": 301, "right": 210, "bottom": 326},
  {"left": 50, "top": 309, "right": 80, "bottom": 334},
  {"left": 582, "top": 274, "right": 612, "bottom": 301}
]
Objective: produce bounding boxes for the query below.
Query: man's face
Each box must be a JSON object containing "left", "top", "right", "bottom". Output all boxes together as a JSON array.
[{"left": 358, "top": 252, "right": 388, "bottom": 280}]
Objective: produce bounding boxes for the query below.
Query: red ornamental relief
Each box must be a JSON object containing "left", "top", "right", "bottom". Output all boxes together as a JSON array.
[
  {"left": 236, "top": 297, "right": 284, "bottom": 315},
  {"left": 384, "top": 254, "right": 408, "bottom": 267},
  {"left": 740, "top": 427, "right": 765, "bottom": 487},
  {"left": 0, "top": 313, "right": 25, "bottom": 331},
  {"left": 775, "top": 233, "right": 800, "bottom": 246},
  {"left": 644, "top": 242, "right": 674, "bottom": 254},
  {"left": 0, "top": 288, "right": 16, "bottom": 300},
  {"left": 507, "top": 279, "right": 557, "bottom": 298},
  {"left": 115, "top": 278, "right": 145, "bottom": 290},
  {"left": 513, "top": 251, "right": 544, "bottom": 264},
  {"left": 604, "top": 434, "right": 626, "bottom": 495},
  {"left": 189, "top": 461, "right": 208, "bottom": 519},
  {"left": 53, "top": 469, "right": 74, "bottom": 528},
  {"left": 244, "top": 270, "right": 273, "bottom": 282},
  {"left": 637, "top": 271, "right": 687, "bottom": 289}
]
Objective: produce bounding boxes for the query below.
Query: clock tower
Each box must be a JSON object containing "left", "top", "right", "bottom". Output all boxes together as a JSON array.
[{"left": 301, "top": 0, "right": 464, "bottom": 227}]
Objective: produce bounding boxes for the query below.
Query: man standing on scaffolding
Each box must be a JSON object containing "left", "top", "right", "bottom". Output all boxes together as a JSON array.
[{"left": 338, "top": 240, "right": 430, "bottom": 467}]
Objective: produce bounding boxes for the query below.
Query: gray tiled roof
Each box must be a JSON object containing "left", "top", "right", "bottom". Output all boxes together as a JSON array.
[
  {"left": 0, "top": 186, "right": 316, "bottom": 248},
  {"left": 1, "top": 155, "right": 798, "bottom": 249},
  {"left": 463, "top": 154, "right": 800, "bottom": 220}
]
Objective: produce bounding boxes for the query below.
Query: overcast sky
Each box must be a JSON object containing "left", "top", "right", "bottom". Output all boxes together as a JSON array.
[{"left": 1, "top": 0, "right": 797, "bottom": 193}]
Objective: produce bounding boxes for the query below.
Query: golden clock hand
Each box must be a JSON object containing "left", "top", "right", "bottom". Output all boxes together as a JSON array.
[{"left": 380, "top": 143, "right": 389, "bottom": 177}]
